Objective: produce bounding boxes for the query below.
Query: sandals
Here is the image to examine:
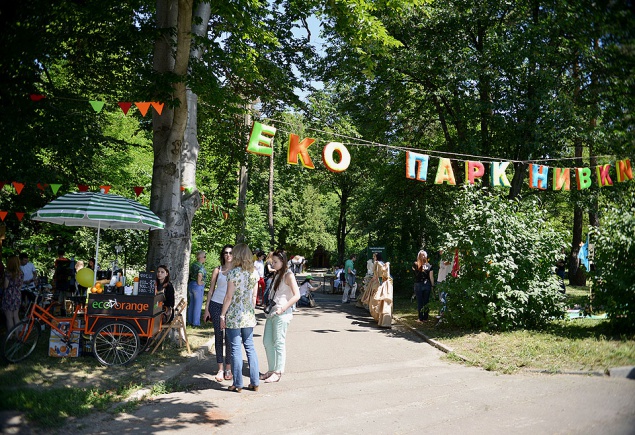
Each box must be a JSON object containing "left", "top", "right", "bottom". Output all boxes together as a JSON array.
[
  {"left": 215, "top": 370, "right": 224, "bottom": 382},
  {"left": 224, "top": 370, "right": 233, "bottom": 381},
  {"left": 264, "top": 372, "right": 281, "bottom": 383},
  {"left": 259, "top": 371, "right": 273, "bottom": 380}
]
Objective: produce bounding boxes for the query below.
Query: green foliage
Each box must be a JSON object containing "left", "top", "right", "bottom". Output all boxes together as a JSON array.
[
  {"left": 592, "top": 196, "right": 635, "bottom": 332},
  {"left": 440, "top": 188, "right": 567, "bottom": 330}
]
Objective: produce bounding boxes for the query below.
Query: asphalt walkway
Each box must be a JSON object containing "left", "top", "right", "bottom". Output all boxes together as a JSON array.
[{"left": 64, "top": 292, "right": 635, "bottom": 434}]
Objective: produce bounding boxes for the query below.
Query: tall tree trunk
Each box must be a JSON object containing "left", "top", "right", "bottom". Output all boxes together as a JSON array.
[
  {"left": 336, "top": 190, "right": 349, "bottom": 265},
  {"left": 267, "top": 145, "right": 275, "bottom": 250},
  {"left": 568, "top": 61, "right": 586, "bottom": 286},
  {"left": 236, "top": 106, "right": 251, "bottom": 244},
  {"left": 147, "top": 0, "right": 195, "bottom": 304}
]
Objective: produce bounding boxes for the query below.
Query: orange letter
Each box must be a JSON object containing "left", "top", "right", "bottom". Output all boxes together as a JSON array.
[{"left": 287, "top": 134, "right": 315, "bottom": 169}]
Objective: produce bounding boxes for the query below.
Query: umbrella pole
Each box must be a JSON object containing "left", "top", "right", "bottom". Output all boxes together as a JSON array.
[{"left": 87, "top": 222, "right": 101, "bottom": 304}]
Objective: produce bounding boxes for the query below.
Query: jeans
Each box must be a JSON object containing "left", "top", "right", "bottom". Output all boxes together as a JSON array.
[
  {"left": 414, "top": 282, "right": 431, "bottom": 320},
  {"left": 226, "top": 327, "right": 259, "bottom": 388},
  {"left": 209, "top": 301, "right": 231, "bottom": 365},
  {"left": 187, "top": 281, "right": 205, "bottom": 326},
  {"left": 342, "top": 272, "right": 356, "bottom": 303},
  {"left": 263, "top": 313, "right": 291, "bottom": 372}
]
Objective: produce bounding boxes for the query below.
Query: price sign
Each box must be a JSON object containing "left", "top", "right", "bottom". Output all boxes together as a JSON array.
[{"left": 137, "top": 271, "right": 156, "bottom": 295}]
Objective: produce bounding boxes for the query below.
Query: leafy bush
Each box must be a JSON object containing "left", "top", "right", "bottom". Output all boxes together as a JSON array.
[
  {"left": 440, "top": 188, "right": 566, "bottom": 330},
  {"left": 592, "top": 198, "right": 635, "bottom": 332}
]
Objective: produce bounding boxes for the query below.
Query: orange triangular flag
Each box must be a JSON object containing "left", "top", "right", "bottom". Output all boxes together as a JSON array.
[
  {"left": 0, "top": 211, "right": 7, "bottom": 221},
  {"left": 12, "top": 182, "right": 25, "bottom": 195},
  {"left": 15, "top": 212, "right": 25, "bottom": 222},
  {"left": 100, "top": 185, "right": 111, "bottom": 194},
  {"left": 50, "top": 184, "right": 62, "bottom": 194},
  {"left": 133, "top": 186, "right": 144, "bottom": 197},
  {"left": 118, "top": 102, "right": 132, "bottom": 115},
  {"left": 151, "top": 102, "right": 164, "bottom": 115},
  {"left": 135, "top": 102, "right": 151, "bottom": 117}
]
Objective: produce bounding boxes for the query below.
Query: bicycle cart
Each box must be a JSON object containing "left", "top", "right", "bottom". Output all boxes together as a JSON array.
[{"left": 3, "top": 292, "right": 165, "bottom": 366}]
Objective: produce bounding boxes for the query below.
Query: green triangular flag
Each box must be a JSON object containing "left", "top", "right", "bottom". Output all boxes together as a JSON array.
[
  {"left": 89, "top": 101, "right": 105, "bottom": 113},
  {"left": 50, "top": 184, "right": 62, "bottom": 194}
]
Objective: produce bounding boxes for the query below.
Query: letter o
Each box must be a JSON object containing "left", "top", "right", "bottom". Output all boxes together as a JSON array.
[{"left": 322, "top": 142, "right": 351, "bottom": 173}]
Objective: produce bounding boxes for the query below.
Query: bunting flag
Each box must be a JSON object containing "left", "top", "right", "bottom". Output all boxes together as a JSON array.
[
  {"left": 0, "top": 182, "right": 5, "bottom": 190},
  {"left": 133, "top": 186, "right": 144, "bottom": 197},
  {"left": 36, "top": 183, "right": 49, "bottom": 191},
  {"left": 100, "top": 185, "right": 111, "bottom": 194},
  {"left": 15, "top": 212, "right": 24, "bottom": 222},
  {"left": 135, "top": 102, "right": 151, "bottom": 117},
  {"left": 451, "top": 249, "right": 460, "bottom": 278},
  {"left": 118, "top": 102, "right": 133, "bottom": 115},
  {"left": 151, "top": 102, "right": 164, "bottom": 115},
  {"left": 90, "top": 100, "right": 105, "bottom": 113},
  {"left": 12, "top": 182, "right": 25, "bottom": 195},
  {"left": 50, "top": 184, "right": 62, "bottom": 194},
  {"left": 0, "top": 211, "right": 7, "bottom": 221},
  {"left": 30, "top": 94, "right": 46, "bottom": 101},
  {"left": 78, "top": 184, "right": 89, "bottom": 192}
]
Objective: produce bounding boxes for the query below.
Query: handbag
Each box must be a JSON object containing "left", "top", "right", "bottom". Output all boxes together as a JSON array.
[{"left": 263, "top": 286, "right": 278, "bottom": 315}]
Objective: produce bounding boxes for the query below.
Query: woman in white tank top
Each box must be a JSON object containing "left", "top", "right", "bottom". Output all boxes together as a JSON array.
[
  {"left": 204, "top": 245, "right": 234, "bottom": 382},
  {"left": 260, "top": 250, "right": 300, "bottom": 383}
]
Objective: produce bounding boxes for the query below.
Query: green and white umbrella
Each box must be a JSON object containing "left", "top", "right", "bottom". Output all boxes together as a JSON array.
[{"left": 31, "top": 191, "right": 164, "bottom": 286}]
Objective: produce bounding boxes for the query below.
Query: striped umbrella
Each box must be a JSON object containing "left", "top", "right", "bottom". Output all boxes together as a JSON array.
[{"left": 31, "top": 192, "right": 164, "bottom": 287}]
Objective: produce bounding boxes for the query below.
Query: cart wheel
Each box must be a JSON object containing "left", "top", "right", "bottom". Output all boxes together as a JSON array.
[
  {"left": 93, "top": 321, "right": 140, "bottom": 366},
  {"left": 3, "top": 320, "right": 41, "bottom": 363}
]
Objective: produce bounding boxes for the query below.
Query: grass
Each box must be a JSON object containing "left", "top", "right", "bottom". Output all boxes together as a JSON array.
[
  {"left": 0, "top": 320, "right": 215, "bottom": 429},
  {"left": 393, "top": 281, "right": 635, "bottom": 374}
]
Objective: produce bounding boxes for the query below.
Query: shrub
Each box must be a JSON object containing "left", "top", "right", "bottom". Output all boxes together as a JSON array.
[
  {"left": 592, "top": 199, "right": 635, "bottom": 332},
  {"left": 440, "top": 187, "right": 566, "bottom": 330}
]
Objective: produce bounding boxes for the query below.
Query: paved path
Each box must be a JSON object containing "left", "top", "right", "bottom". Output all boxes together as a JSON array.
[{"left": 69, "top": 293, "right": 634, "bottom": 434}]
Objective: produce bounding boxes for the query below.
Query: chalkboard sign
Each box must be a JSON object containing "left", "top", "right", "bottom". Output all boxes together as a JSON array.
[{"left": 137, "top": 271, "right": 156, "bottom": 295}]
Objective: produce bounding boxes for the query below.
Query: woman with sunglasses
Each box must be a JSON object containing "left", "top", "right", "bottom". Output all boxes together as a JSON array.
[
  {"left": 260, "top": 250, "right": 300, "bottom": 383},
  {"left": 204, "top": 245, "right": 234, "bottom": 382}
]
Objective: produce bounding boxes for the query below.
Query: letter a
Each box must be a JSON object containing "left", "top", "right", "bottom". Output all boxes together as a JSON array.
[{"left": 434, "top": 158, "right": 456, "bottom": 185}]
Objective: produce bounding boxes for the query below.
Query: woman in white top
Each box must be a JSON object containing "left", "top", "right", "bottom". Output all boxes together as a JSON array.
[
  {"left": 260, "top": 250, "right": 300, "bottom": 383},
  {"left": 204, "top": 244, "right": 234, "bottom": 382}
]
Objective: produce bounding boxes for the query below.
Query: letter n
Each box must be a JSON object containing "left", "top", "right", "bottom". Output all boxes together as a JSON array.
[{"left": 406, "top": 152, "right": 429, "bottom": 182}]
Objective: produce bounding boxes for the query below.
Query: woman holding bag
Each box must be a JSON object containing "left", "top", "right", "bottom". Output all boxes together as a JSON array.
[{"left": 260, "top": 250, "right": 300, "bottom": 383}]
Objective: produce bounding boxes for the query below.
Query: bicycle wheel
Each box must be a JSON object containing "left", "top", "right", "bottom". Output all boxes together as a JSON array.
[
  {"left": 93, "top": 320, "right": 140, "bottom": 366},
  {"left": 3, "top": 320, "right": 40, "bottom": 363}
]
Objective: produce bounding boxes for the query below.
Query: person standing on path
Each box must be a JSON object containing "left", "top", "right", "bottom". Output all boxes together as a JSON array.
[
  {"left": 260, "top": 250, "right": 300, "bottom": 383},
  {"left": 342, "top": 254, "right": 357, "bottom": 303},
  {"left": 412, "top": 250, "right": 435, "bottom": 322},
  {"left": 204, "top": 244, "right": 234, "bottom": 382},
  {"left": 220, "top": 243, "right": 260, "bottom": 392},
  {"left": 3, "top": 255, "right": 24, "bottom": 331},
  {"left": 187, "top": 251, "right": 207, "bottom": 326}
]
